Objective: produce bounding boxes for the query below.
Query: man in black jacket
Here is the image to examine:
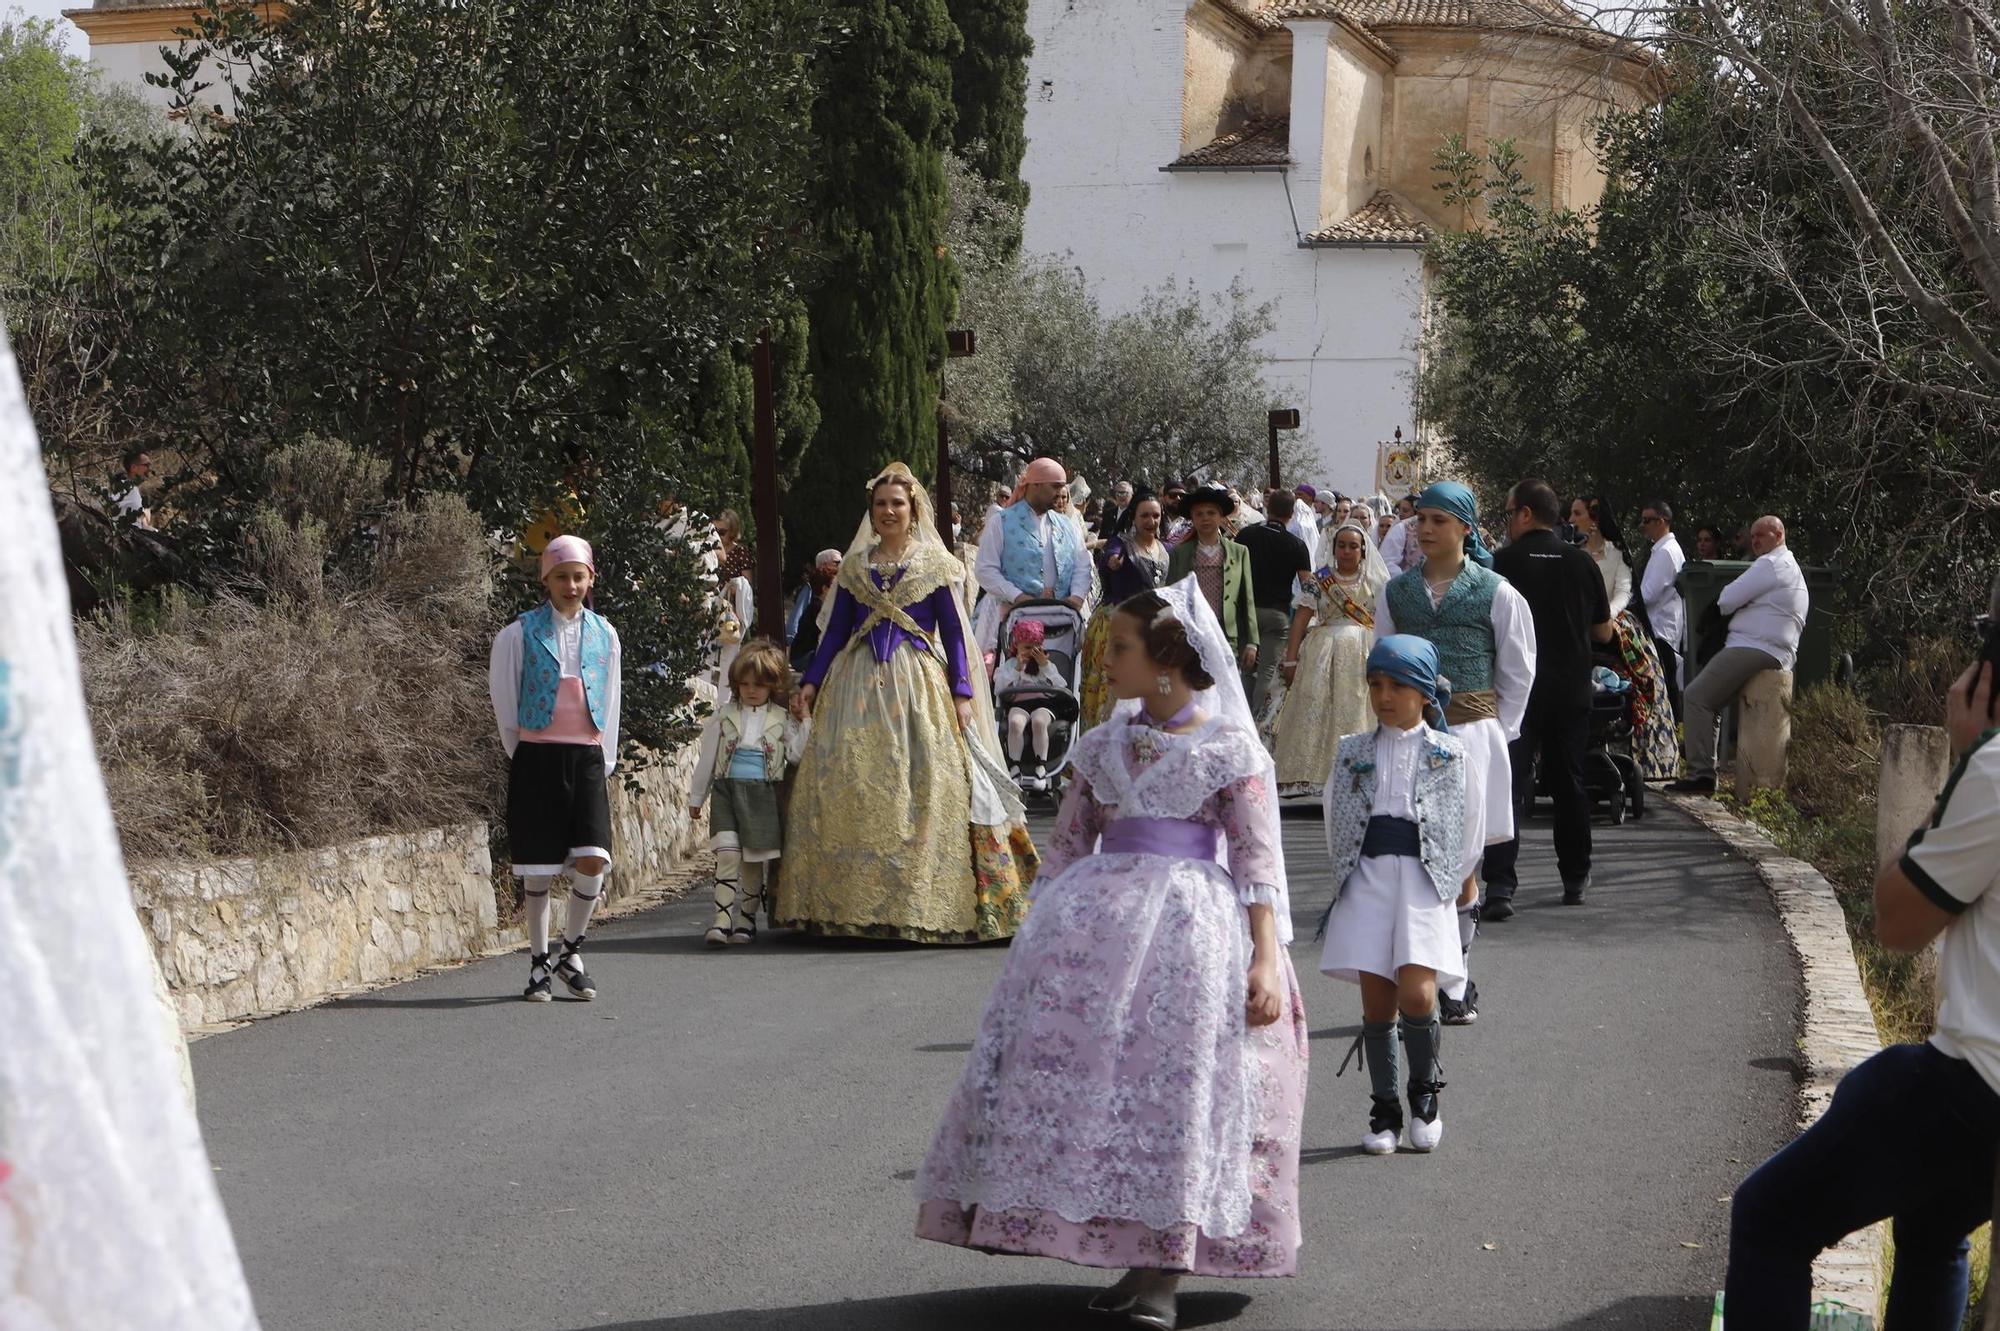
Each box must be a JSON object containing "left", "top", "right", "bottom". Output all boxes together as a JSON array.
[
  {"left": 1484, "top": 477, "right": 1613, "bottom": 916},
  {"left": 1233, "top": 490, "right": 1314, "bottom": 714}
]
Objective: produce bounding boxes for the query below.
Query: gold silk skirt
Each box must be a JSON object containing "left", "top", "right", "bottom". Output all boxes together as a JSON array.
[
  {"left": 1272, "top": 620, "right": 1374, "bottom": 795},
  {"left": 778, "top": 641, "right": 1033, "bottom": 943}
]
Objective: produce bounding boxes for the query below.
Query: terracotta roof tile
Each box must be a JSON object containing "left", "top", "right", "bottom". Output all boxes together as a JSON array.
[
  {"left": 1303, "top": 190, "right": 1435, "bottom": 245},
  {"left": 1167, "top": 118, "right": 1292, "bottom": 170}
]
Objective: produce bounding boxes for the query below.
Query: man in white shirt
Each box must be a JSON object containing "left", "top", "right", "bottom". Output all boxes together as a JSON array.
[
  {"left": 1724, "top": 574, "right": 2000, "bottom": 1323},
  {"left": 1667, "top": 515, "right": 1808, "bottom": 794},
  {"left": 1635, "top": 498, "right": 1687, "bottom": 716},
  {"left": 1288, "top": 484, "right": 1321, "bottom": 565},
  {"left": 973, "top": 456, "right": 1092, "bottom": 651}
]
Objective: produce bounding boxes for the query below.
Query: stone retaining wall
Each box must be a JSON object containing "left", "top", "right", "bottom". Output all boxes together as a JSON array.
[
  {"left": 132, "top": 822, "right": 500, "bottom": 1028},
  {"left": 131, "top": 721, "right": 712, "bottom": 1028}
]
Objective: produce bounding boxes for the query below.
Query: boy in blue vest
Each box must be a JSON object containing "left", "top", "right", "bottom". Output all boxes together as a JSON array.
[
  {"left": 1375, "top": 483, "right": 1536, "bottom": 1025},
  {"left": 1318, "top": 636, "right": 1484, "bottom": 1153},
  {"left": 488, "top": 535, "right": 623, "bottom": 1002}
]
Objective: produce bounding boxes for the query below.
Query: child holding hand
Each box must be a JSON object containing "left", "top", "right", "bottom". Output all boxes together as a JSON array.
[
  {"left": 1317, "top": 635, "right": 1483, "bottom": 1153},
  {"left": 991, "top": 617, "right": 1061, "bottom": 778},
  {"left": 690, "top": 640, "right": 809, "bottom": 947}
]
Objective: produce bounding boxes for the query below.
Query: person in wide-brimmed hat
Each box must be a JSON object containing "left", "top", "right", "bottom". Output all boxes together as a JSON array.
[{"left": 1166, "top": 485, "right": 1259, "bottom": 696}]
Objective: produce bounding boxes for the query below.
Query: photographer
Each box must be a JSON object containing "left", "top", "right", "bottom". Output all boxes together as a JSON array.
[{"left": 1724, "top": 571, "right": 2000, "bottom": 1328}]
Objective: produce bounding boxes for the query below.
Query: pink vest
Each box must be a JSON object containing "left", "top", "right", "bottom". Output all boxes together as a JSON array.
[{"left": 522, "top": 676, "right": 601, "bottom": 745}]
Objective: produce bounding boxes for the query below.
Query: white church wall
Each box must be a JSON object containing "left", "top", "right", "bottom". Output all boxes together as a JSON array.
[
  {"left": 1318, "top": 31, "right": 1385, "bottom": 226},
  {"left": 1023, "top": 0, "right": 1422, "bottom": 494}
]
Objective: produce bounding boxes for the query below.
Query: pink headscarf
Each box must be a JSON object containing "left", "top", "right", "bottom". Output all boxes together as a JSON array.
[
  {"left": 1007, "top": 456, "right": 1068, "bottom": 506},
  {"left": 1009, "top": 617, "right": 1046, "bottom": 650},
  {"left": 539, "top": 534, "right": 595, "bottom": 578}
]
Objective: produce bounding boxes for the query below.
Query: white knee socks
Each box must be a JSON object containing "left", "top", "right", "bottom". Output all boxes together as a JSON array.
[
  {"left": 564, "top": 869, "right": 603, "bottom": 944},
  {"left": 523, "top": 875, "right": 554, "bottom": 955},
  {"left": 712, "top": 850, "right": 741, "bottom": 932},
  {"left": 1006, "top": 709, "right": 1028, "bottom": 761},
  {"left": 1030, "top": 708, "right": 1053, "bottom": 763},
  {"left": 1441, "top": 900, "right": 1478, "bottom": 1002}
]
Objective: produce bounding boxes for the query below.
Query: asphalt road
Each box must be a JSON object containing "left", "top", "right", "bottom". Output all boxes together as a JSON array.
[{"left": 193, "top": 799, "right": 1798, "bottom": 1331}]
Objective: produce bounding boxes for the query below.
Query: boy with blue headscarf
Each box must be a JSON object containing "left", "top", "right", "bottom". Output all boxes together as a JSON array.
[
  {"left": 1375, "top": 482, "right": 1537, "bottom": 1026},
  {"left": 1318, "top": 635, "right": 1486, "bottom": 1153}
]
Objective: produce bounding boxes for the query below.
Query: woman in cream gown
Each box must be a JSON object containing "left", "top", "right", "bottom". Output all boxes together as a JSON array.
[
  {"left": 781, "top": 463, "right": 1037, "bottom": 943},
  {"left": 1272, "top": 522, "right": 1388, "bottom": 797}
]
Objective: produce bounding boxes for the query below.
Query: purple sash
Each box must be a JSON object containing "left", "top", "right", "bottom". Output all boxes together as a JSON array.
[{"left": 1098, "top": 816, "right": 1221, "bottom": 864}]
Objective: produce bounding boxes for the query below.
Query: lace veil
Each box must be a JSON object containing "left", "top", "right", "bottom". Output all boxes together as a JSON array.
[
  {"left": 1105, "top": 578, "right": 1294, "bottom": 942},
  {"left": 0, "top": 336, "right": 259, "bottom": 1324},
  {"left": 1326, "top": 519, "right": 1391, "bottom": 602},
  {"left": 834, "top": 462, "right": 1023, "bottom": 826}
]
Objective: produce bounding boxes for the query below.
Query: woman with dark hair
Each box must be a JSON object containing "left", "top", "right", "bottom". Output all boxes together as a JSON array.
[
  {"left": 1572, "top": 494, "right": 1678, "bottom": 779},
  {"left": 1693, "top": 524, "right": 1726, "bottom": 562}
]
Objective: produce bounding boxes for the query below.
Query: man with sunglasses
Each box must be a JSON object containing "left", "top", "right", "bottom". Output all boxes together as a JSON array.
[{"left": 1635, "top": 500, "right": 1686, "bottom": 720}]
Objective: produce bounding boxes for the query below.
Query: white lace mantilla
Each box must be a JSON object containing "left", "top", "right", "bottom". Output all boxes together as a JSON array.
[{"left": 1070, "top": 716, "right": 1268, "bottom": 821}]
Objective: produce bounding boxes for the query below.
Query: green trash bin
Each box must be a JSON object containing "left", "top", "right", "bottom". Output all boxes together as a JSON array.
[{"left": 1676, "top": 560, "right": 1840, "bottom": 690}]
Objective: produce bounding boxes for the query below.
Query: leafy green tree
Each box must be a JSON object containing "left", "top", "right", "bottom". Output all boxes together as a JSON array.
[
  {"left": 1419, "top": 16, "right": 1999, "bottom": 649},
  {"left": 56, "top": 0, "right": 828, "bottom": 749},
  {"left": 945, "top": 0, "right": 1031, "bottom": 208},
  {"left": 791, "top": 0, "right": 959, "bottom": 563}
]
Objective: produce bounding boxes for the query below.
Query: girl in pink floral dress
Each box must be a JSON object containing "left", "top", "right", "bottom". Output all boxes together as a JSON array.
[{"left": 916, "top": 583, "right": 1308, "bottom": 1331}]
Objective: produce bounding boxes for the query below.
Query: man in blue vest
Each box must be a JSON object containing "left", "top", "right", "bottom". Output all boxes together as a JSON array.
[
  {"left": 973, "top": 456, "right": 1093, "bottom": 651},
  {"left": 1376, "top": 482, "right": 1537, "bottom": 1025}
]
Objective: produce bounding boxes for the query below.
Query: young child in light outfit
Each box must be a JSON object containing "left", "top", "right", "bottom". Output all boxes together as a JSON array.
[
  {"left": 690, "top": 640, "right": 809, "bottom": 947},
  {"left": 1318, "top": 635, "right": 1484, "bottom": 1153},
  {"left": 488, "top": 534, "right": 622, "bottom": 1003},
  {"left": 991, "top": 617, "right": 1060, "bottom": 778}
]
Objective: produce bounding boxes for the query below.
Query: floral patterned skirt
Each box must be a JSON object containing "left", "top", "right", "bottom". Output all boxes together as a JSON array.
[
  {"left": 916, "top": 876, "right": 1308, "bottom": 1277},
  {"left": 1611, "top": 611, "right": 1679, "bottom": 780},
  {"left": 1077, "top": 606, "right": 1117, "bottom": 735}
]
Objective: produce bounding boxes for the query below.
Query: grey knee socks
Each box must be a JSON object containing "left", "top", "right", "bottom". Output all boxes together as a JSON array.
[
  {"left": 1363, "top": 1018, "right": 1401, "bottom": 1104},
  {"left": 1401, "top": 1006, "right": 1442, "bottom": 1089}
]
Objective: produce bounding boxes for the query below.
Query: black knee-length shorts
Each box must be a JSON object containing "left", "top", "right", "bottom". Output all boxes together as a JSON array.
[{"left": 507, "top": 741, "right": 613, "bottom": 875}]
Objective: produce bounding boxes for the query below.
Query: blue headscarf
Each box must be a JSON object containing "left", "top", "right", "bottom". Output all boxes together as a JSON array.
[
  {"left": 1415, "top": 480, "right": 1494, "bottom": 568},
  {"left": 1367, "top": 634, "right": 1453, "bottom": 731}
]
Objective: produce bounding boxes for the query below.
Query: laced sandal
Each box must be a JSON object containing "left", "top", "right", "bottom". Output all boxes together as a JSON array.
[
  {"left": 552, "top": 939, "right": 597, "bottom": 1000},
  {"left": 704, "top": 926, "right": 729, "bottom": 947},
  {"left": 522, "top": 952, "right": 553, "bottom": 1002},
  {"left": 728, "top": 918, "right": 758, "bottom": 945}
]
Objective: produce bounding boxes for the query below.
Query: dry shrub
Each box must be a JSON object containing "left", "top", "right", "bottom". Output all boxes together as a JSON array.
[
  {"left": 1785, "top": 683, "right": 1881, "bottom": 826},
  {"left": 1861, "top": 633, "right": 1972, "bottom": 730},
  {"left": 80, "top": 490, "right": 503, "bottom": 862}
]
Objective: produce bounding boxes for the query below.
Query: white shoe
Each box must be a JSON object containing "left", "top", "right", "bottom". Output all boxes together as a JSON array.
[
  {"left": 1361, "top": 1126, "right": 1399, "bottom": 1155},
  {"left": 1408, "top": 1110, "right": 1443, "bottom": 1152}
]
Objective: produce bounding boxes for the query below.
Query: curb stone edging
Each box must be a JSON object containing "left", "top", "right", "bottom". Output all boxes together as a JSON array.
[{"left": 1661, "top": 790, "right": 1884, "bottom": 1316}]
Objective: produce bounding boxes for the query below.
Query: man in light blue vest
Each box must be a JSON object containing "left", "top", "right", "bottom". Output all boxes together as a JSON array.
[
  {"left": 973, "top": 456, "right": 1093, "bottom": 651},
  {"left": 1376, "top": 482, "right": 1537, "bottom": 1026}
]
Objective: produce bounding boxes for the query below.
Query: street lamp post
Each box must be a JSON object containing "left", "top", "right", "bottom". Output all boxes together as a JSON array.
[
  {"left": 937, "top": 329, "right": 976, "bottom": 539},
  {"left": 1267, "top": 407, "right": 1301, "bottom": 492}
]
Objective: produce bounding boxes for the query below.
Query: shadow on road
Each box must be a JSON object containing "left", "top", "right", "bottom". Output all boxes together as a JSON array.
[{"left": 563, "top": 1288, "right": 1710, "bottom": 1330}]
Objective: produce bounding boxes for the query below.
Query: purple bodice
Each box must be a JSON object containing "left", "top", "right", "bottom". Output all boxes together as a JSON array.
[
  {"left": 803, "top": 569, "right": 972, "bottom": 698},
  {"left": 1098, "top": 816, "right": 1222, "bottom": 863}
]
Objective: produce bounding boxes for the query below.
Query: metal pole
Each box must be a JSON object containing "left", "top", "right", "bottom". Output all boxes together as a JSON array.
[{"left": 751, "top": 328, "right": 783, "bottom": 643}]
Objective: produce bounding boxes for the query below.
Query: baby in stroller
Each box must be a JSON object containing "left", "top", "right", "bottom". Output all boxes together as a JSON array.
[{"left": 994, "top": 618, "right": 1064, "bottom": 780}]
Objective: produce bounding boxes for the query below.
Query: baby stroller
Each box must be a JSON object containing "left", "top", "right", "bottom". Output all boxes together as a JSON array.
[
  {"left": 1582, "top": 661, "right": 1645, "bottom": 824},
  {"left": 993, "top": 599, "right": 1086, "bottom": 800}
]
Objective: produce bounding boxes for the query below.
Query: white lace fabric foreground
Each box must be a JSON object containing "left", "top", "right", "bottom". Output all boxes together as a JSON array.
[
  {"left": 916, "top": 835, "right": 1259, "bottom": 1235},
  {"left": 0, "top": 333, "right": 262, "bottom": 1329}
]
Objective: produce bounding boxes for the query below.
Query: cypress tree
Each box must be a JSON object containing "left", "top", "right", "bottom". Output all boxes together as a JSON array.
[
  {"left": 791, "top": 0, "right": 960, "bottom": 564},
  {"left": 946, "top": 0, "right": 1032, "bottom": 208}
]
